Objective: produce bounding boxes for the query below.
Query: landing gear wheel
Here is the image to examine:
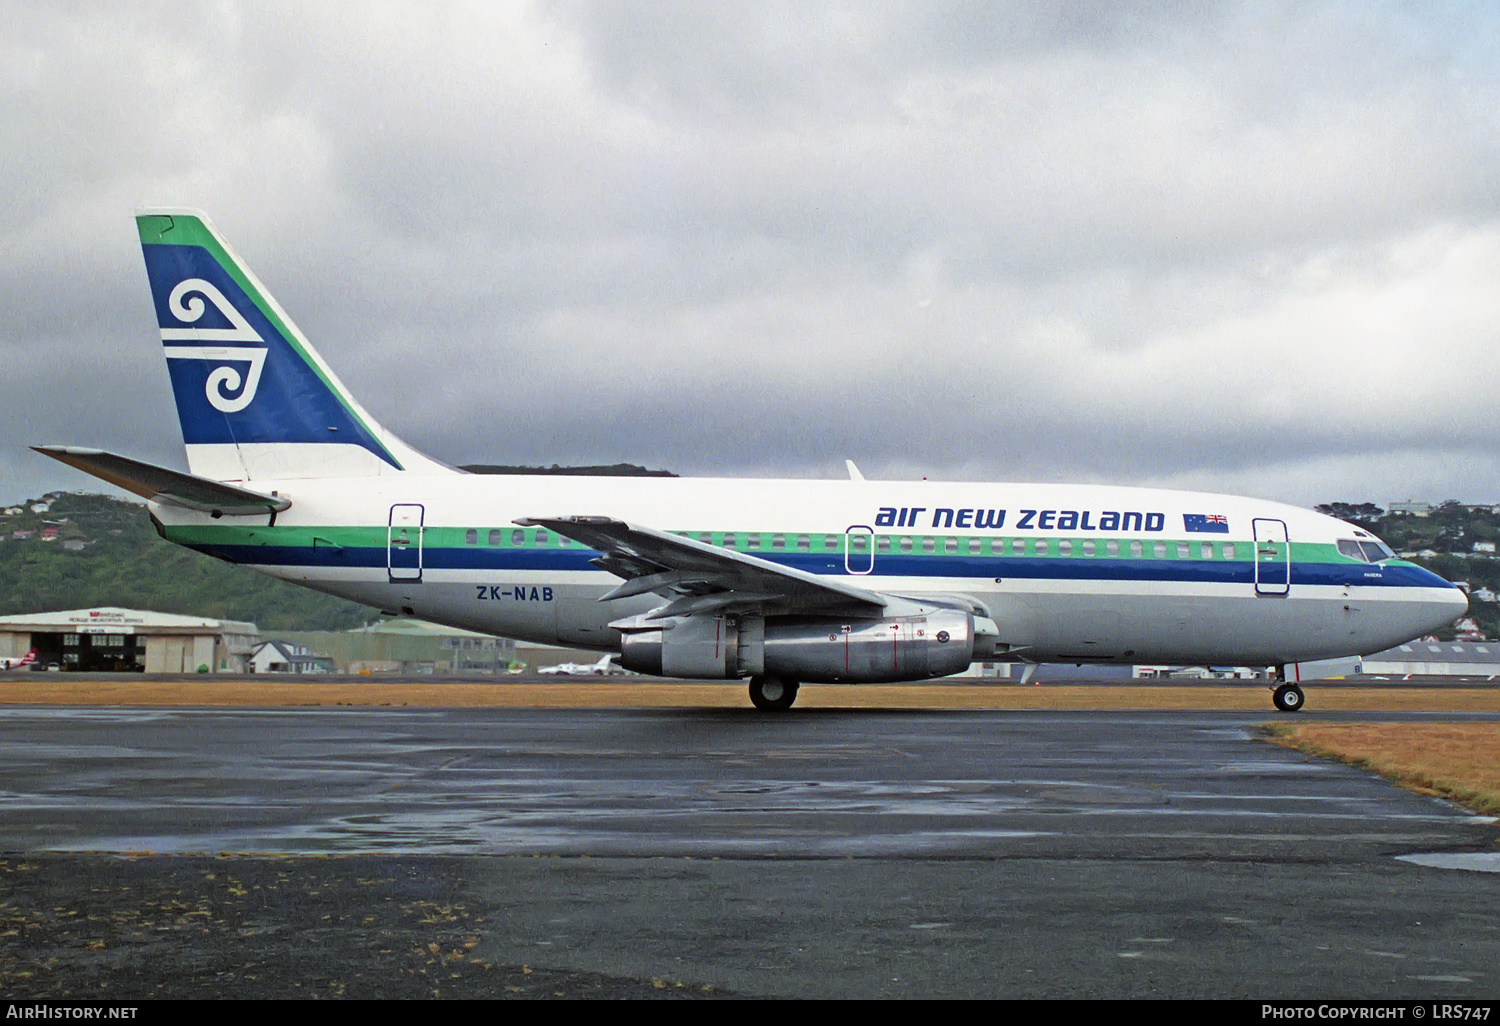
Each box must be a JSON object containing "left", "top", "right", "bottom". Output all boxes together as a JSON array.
[
  {"left": 1272, "top": 684, "right": 1305, "bottom": 712},
  {"left": 749, "top": 675, "right": 799, "bottom": 711}
]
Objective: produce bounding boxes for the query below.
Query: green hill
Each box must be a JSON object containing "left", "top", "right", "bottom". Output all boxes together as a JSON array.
[{"left": 0, "top": 493, "right": 373, "bottom": 630}]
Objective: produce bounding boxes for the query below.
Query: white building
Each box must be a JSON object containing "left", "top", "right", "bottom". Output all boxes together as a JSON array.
[
  {"left": 0, "top": 607, "right": 260, "bottom": 673},
  {"left": 249, "top": 640, "right": 331, "bottom": 674},
  {"left": 1359, "top": 641, "right": 1500, "bottom": 677}
]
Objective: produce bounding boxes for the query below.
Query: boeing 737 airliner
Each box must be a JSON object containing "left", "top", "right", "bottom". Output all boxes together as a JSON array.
[{"left": 35, "top": 211, "right": 1466, "bottom": 711}]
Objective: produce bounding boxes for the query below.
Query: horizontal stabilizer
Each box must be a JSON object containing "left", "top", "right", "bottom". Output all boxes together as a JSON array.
[{"left": 32, "top": 446, "right": 290, "bottom": 516}]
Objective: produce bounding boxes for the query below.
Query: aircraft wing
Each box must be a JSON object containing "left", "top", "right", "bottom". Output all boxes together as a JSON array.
[
  {"left": 514, "top": 516, "right": 887, "bottom": 618},
  {"left": 32, "top": 446, "right": 290, "bottom": 516}
]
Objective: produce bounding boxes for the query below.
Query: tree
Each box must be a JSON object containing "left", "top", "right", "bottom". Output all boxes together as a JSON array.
[{"left": 1313, "top": 502, "right": 1385, "bottom": 529}]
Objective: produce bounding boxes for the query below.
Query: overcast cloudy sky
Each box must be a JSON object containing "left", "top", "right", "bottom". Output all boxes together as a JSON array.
[{"left": 3, "top": 1, "right": 1499, "bottom": 508}]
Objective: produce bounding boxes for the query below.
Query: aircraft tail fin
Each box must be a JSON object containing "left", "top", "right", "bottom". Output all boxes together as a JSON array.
[
  {"left": 6, "top": 650, "right": 37, "bottom": 670},
  {"left": 136, "top": 210, "right": 452, "bottom": 482}
]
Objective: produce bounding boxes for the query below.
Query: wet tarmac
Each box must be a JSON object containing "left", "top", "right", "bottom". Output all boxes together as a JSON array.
[{"left": 0, "top": 706, "right": 1496, "bottom": 998}]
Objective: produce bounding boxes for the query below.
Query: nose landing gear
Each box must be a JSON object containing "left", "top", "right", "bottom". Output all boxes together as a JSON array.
[
  {"left": 1272, "top": 683, "right": 1305, "bottom": 711},
  {"left": 1271, "top": 665, "right": 1305, "bottom": 712}
]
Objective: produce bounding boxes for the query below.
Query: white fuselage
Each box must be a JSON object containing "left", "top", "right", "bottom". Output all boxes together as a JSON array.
[{"left": 150, "top": 474, "right": 1468, "bottom": 669}]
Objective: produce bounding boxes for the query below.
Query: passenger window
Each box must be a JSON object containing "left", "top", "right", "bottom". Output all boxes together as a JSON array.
[
  {"left": 511, "top": 529, "right": 525, "bottom": 546},
  {"left": 534, "top": 529, "right": 549, "bottom": 545},
  {"left": 796, "top": 535, "right": 810, "bottom": 552},
  {"left": 824, "top": 535, "right": 839, "bottom": 551},
  {"left": 747, "top": 535, "right": 761, "bottom": 550},
  {"left": 1177, "top": 542, "right": 1189, "bottom": 559},
  {"left": 1126, "top": 540, "right": 1138, "bottom": 557},
  {"left": 876, "top": 536, "right": 891, "bottom": 553},
  {"left": 944, "top": 537, "right": 958, "bottom": 554},
  {"left": 1154, "top": 541, "right": 1166, "bottom": 559},
  {"left": 850, "top": 534, "right": 868, "bottom": 552},
  {"left": 1058, "top": 540, "right": 1072, "bottom": 556},
  {"left": 465, "top": 529, "right": 477, "bottom": 545},
  {"left": 1200, "top": 542, "right": 1213, "bottom": 560},
  {"left": 922, "top": 537, "right": 936, "bottom": 554},
  {"left": 772, "top": 534, "right": 785, "bottom": 551},
  {"left": 1223, "top": 543, "right": 1235, "bottom": 560},
  {"left": 1036, "top": 539, "right": 1049, "bottom": 556},
  {"left": 723, "top": 533, "right": 737, "bottom": 548},
  {"left": 900, "top": 537, "right": 913, "bottom": 553},
  {"left": 1082, "top": 540, "right": 1096, "bottom": 557},
  {"left": 968, "top": 538, "right": 982, "bottom": 555},
  {"left": 1012, "top": 539, "right": 1025, "bottom": 556},
  {"left": 489, "top": 529, "right": 502, "bottom": 546}
]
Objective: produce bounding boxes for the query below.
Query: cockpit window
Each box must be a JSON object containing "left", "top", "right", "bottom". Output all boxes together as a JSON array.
[{"left": 1339, "top": 538, "right": 1395, "bottom": 563}]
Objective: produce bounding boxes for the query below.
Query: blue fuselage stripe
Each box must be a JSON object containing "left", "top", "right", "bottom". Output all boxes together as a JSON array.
[{"left": 182, "top": 543, "right": 1454, "bottom": 590}]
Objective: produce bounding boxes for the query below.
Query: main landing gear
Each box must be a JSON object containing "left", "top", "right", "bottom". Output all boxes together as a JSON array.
[
  {"left": 749, "top": 675, "right": 799, "bottom": 712},
  {"left": 1271, "top": 665, "right": 1305, "bottom": 712}
]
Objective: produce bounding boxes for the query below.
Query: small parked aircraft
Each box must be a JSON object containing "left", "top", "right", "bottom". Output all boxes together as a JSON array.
[{"left": 537, "top": 655, "right": 621, "bottom": 676}]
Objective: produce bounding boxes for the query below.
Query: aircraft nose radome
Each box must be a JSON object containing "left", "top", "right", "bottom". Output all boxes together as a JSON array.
[
  {"left": 1395, "top": 567, "right": 1470, "bottom": 638},
  {"left": 1425, "top": 584, "right": 1470, "bottom": 633},
  {"left": 1445, "top": 585, "right": 1470, "bottom": 616}
]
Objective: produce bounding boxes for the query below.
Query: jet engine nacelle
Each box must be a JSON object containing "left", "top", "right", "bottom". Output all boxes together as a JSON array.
[{"left": 618, "top": 610, "right": 977, "bottom": 683}]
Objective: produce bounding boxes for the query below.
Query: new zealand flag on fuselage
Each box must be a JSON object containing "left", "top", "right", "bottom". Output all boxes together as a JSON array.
[{"left": 1184, "top": 514, "right": 1230, "bottom": 534}]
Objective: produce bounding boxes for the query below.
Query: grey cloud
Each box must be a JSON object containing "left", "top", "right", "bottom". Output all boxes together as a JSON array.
[
  {"left": 3, "top": 1, "right": 1500, "bottom": 513},
  {"left": 551, "top": 1, "right": 1228, "bottom": 120}
]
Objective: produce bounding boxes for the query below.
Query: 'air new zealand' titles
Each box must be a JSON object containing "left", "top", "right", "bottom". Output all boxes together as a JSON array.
[{"left": 35, "top": 210, "right": 1468, "bottom": 712}]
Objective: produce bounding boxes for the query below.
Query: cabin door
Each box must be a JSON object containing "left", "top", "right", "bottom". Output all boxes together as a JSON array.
[
  {"left": 1253, "top": 518, "right": 1290, "bottom": 596},
  {"left": 388, "top": 504, "right": 425, "bottom": 582},
  {"left": 845, "top": 525, "right": 874, "bottom": 575}
]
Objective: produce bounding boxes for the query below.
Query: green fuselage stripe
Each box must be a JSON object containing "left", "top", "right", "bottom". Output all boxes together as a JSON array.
[{"left": 163, "top": 522, "right": 1370, "bottom": 568}]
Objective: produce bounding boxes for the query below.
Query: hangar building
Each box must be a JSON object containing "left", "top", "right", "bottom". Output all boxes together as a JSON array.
[
  {"left": 1358, "top": 641, "right": 1500, "bottom": 677},
  {"left": 0, "top": 607, "right": 260, "bottom": 673}
]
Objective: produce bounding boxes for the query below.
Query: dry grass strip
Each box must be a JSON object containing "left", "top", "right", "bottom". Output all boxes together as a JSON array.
[
  {"left": 1263, "top": 722, "right": 1500, "bottom": 818},
  {"left": 3, "top": 678, "right": 1500, "bottom": 713}
]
